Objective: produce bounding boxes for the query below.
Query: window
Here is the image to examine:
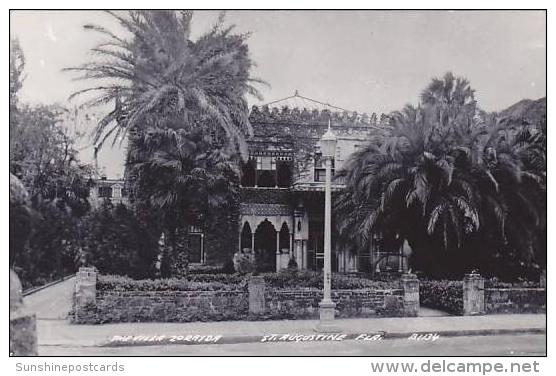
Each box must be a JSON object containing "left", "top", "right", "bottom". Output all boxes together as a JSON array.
[
  {"left": 112, "top": 185, "right": 122, "bottom": 198},
  {"left": 189, "top": 225, "right": 203, "bottom": 234},
  {"left": 314, "top": 155, "right": 335, "bottom": 182},
  {"left": 188, "top": 226, "right": 204, "bottom": 263},
  {"left": 314, "top": 169, "right": 326, "bottom": 182},
  {"left": 256, "top": 156, "right": 276, "bottom": 171},
  {"left": 98, "top": 186, "right": 112, "bottom": 198},
  {"left": 241, "top": 155, "right": 292, "bottom": 188},
  {"left": 256, "top": 156, "right": 277, "bottom": 187}
]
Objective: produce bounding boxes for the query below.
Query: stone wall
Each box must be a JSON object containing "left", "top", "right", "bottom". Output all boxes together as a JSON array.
[
  {"left": 87, "top": 287, "right": 405, "bottom": 323},
  {"left": 92, "top": 290, "right": 248, "bottom": 323},
  {"left": 462, "top": 273, "right": 546, "bottom": 316},
  {"left": 264, "top": 288, "right": 404, "bottom": 318},
  {"left": 485, "top": 288, "right": 546, "bottom": 314},
  {"left": 73, "top": 268, "right": 411, "bottom": 324}
]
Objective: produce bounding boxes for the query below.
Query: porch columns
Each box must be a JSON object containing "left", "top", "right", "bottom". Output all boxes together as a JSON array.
[
  {"left": 398, "top": 244, "right": 403, "bottom": 272},
  {"left": 251, "top": 232, "right": 255, "bottom": 254},
  {"left": 200, "top": 234, "right": 205, "bottom": 263},
  {"left": 276, "top": 230, "right": 281, "bottom": 272},
  {"left": 296, "top": 240, "right": 303, "bottom": 268},
  {"left": 303, "top": 241, "right": 308, "bottom": 269}
]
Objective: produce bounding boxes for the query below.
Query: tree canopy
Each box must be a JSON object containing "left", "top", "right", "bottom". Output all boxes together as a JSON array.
[{"left": 336, "top": 72, "right": 546, "bottom": 279}]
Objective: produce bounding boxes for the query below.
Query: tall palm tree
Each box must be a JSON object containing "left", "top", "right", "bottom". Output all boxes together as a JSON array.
[
  {"left": 126, "top": 126, "right": 239, "bottom": 275},
  {"left": 66, "top": 10, "right": 263, "bottom": 156},
  {"left": 336, "top": 73, "right": 545, "bottom": 278},
  {"left": 67, "top": 11, "right": 264, "bottom": 275}
]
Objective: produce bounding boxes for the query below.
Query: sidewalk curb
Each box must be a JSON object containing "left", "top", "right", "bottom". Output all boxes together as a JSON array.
[{"left": 98, "top": 327, "right": 546, "bottom": 348}]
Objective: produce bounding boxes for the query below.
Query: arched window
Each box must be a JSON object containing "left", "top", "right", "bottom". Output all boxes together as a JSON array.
[
  {"left": 240, "top": 222, "right": 252, "bottom": 252},
  {"left": 279, "top": 222, "right": 290, "bottom": 251}
]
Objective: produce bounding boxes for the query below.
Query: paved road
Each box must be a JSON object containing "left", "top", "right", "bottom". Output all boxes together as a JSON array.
[
  {"left": 38, "top": 334, "right": 546, "bottom": 356},
  {"left": 24, "top": 277, "right": 75, "bottom": 320}
]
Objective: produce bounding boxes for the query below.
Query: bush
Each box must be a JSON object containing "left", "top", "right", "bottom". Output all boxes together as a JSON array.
[
  {"left": 419, "top": 280, "right": 463, "bottom": 315},
  {"left": 221, "top": 259, "right": 235, "bottom": 274},
  {"left": 83, "top": 202, "right": 158, "bottom": 279},
  {"left": 183, "top": 273, "right": 244, "bottom": 284},
  {"left": 97, "top": 271, "right": 399, "bottom": 293},
  {"left": 287, "top": 257, "right": 298, "bottom": 270},
  {"left": 263, "top": 270, "right": 400, "bottom": 290},
  {"left": 233, "top": 251, "right": 256, "bottom": 274},
  {"left": 167, "top": 247, "right": 189, "bottom": 279},
  {"left": 187, "top": 264, "right": 225, "bottom": 275},
  {"left": 97, "top": 274, "right": 244, "bottom": 292}
]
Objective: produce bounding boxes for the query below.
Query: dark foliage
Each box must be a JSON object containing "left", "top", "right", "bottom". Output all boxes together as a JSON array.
[
  {"left": 419, "top": 280, "right": 463, "bottom": 315},
  {"left": 336, "top": 73, "right": 546, "bottom": 280},
  {"left": 10, "top": 41, "right": 93, "bottom": 288},
  {"left": 82, "top": 202, "right": 159, "bottom": 279},
  {"left": 97, "top": 274, "right": 245, "bottom": 292}
]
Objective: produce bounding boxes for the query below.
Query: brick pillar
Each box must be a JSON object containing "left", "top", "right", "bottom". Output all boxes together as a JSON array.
[
  {"left": 540, "top": 269, "right": 546, "bottom": 289},
  {"left": 10, "top": 269, "right": 38, "bottom": 356},
  {"left": 463, "top": 272, "right": 484, "bottom": 316},
  {"left": 248, "top": 275, "right": 265, "bottom": 314},
  {"left": 75, "top": 267, "right": 97, "bottom": 318},
  {"left": 401, "top": 273, "right": 419, "bottom": 317}
]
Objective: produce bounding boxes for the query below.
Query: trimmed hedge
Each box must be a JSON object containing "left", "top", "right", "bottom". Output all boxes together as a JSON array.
[
  {"left": 419, "top": 280, "right": 463, "bottom": 315},
  {"left": 97, "top": 275, "right": 245, "bottom": 292},
  {"left": 97, "top": 270, "right": 400, "bottom": 293},
  {"left": 263, "top": 270, "right": 400, "bottom": 290},
  {"left": 187, "top": 264, "right": 228, "bottom": 275}
]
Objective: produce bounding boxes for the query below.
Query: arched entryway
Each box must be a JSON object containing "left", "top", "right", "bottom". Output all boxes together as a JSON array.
[
  {"left": 279, "top": 222, "right": 290, "bottom": 252},
  {"left": 254, "top": 219, "right": 277, "bottom": 272},
  {"left": 240, "top": 222, "right": 253, "bottom": 252}
]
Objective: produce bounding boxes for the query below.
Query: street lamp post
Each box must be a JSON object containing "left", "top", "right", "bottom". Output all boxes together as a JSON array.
[{"left": 316, "top": 119, "right": 339, "bottom": 332}]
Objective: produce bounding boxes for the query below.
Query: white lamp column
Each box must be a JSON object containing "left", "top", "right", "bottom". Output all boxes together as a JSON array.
[{"left": 316, "top": 119, "right": 339, "bottom": 332}]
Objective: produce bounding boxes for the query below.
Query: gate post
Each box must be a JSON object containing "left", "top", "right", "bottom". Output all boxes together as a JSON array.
[
  {"left": 463, "top": 272, "right": 484, "bottom": 315},
  {"left": 248, "top": 275, "right": 266, "bottom": 314},
  {"left": 401, "top": 273, "right": 419, "bottom": 317},
  {"left": 75, "top": 267, "right": 97, "bottom": 319}
]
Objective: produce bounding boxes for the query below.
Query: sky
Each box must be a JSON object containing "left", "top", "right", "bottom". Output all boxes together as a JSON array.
[{"left": 10, "top": 10, "right": 546, "bottom": 177}]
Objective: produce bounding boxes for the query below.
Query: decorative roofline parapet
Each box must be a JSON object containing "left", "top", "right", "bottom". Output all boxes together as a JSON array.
[{"left": 249, "top": 105, "right": 383, "bottom": 128}]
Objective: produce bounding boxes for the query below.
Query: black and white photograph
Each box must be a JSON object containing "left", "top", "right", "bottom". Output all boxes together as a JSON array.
[{"left": 8, "top": 7, "right": 547, "bottom": 365}]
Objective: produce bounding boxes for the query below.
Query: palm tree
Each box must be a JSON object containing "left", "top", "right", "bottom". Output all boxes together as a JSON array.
[
  {"left": 336, "top": 73, "right": 545, "bottom": 278},
  {"left": 68, "top": 11, "right": 264, "bottom": 275},
  {"left": 66, "top": 10, "right": 263, "bottom": 155}
]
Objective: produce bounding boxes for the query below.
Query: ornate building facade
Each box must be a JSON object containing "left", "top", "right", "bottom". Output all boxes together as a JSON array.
[{"left": 237, "top": 94, "right": 402, "bottom": 273}]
